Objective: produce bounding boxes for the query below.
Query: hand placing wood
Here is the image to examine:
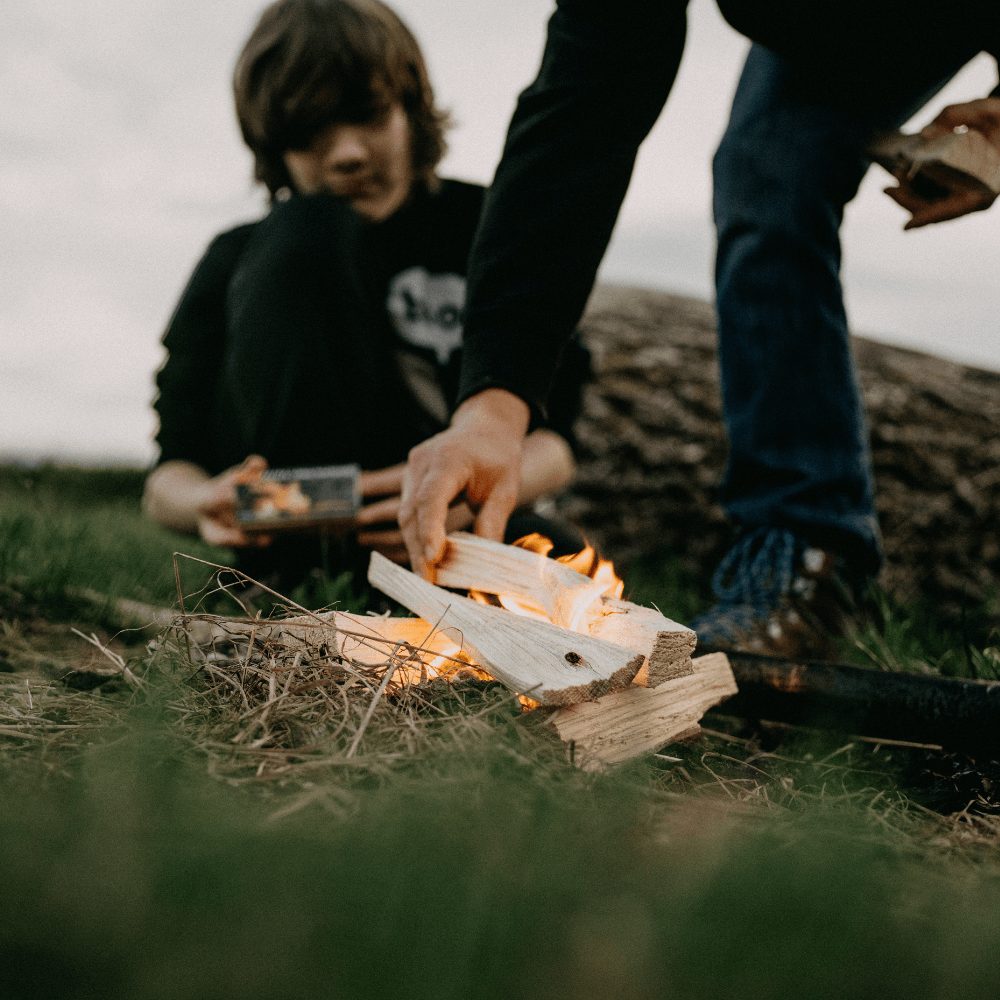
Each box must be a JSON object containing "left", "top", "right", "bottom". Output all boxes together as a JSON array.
[
  {"left": 399, "top": 389, "right": 530, "bottom": 577},
  {"left": 873, "top": 98, "right": 1000, "bottom": 230},
  {"left": 358, "top": 464, "right": 475, "bottom": 565}
]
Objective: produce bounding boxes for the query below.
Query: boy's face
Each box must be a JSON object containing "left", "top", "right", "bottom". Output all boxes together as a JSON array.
[{"left": 282, "top": 99, "right": 415, "bottom": 221}]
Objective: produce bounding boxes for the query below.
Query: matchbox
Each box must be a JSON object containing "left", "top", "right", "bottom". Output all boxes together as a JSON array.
[{"left": 235, "top": 463, "right": 361, "bottom": 532}]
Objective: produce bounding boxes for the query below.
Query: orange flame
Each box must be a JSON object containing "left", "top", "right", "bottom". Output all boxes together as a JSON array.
[
  {"left": 512, "top": 532, "right": 555, "bottom": 558},
  {"left": 491, "top": 534, "right": 625, "bottom": 608},
  {"left": 553, "top": 541, "right": 625, "bottom": 601},
  {"left": 458, "top": 534, "right": 624, "bottom": 709}
]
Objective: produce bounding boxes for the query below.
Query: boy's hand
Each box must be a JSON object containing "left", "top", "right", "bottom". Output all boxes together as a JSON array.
[
  {"left": 399, "top": 389, "right": 530, "bottom": 578},
  {"left": 357, "top": 463, "right": 474, "bottom": 565},
  {"left": 196, "top": 455, "right": 271, "bottom": 548},
  {"left": 885, "top": 97, "right": 1000, "bottom": 229}
]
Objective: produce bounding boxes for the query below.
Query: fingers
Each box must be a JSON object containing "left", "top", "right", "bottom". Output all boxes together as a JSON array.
[
  {"left": 356, "top": 493, "right": 402, "bottom": 527},
  {"left": 232, "top": 454, "right": 268, "bottom": 485},
  {"left": 473, "top": 479, "right": 518, "bottom": 543},
  {"left": 904, "top": 190, "right": 993, "bottom": 229},
  {"left": 399, "top": 441, "right": 468, "bottom": 577},
  {"left": 923, "top": 98, "right": 1000, "bottom": 144},
  {"left": 444, "top": 501, "right": 476, "bottom": 534},
  {"left": 886, "top": 182, "right": 994, "bottom": 229},
  {"left": 359, "top": 463, "right": 406, "bottom": 498},
  {"left": 399, "top": 390, "right": 531, "bottom": 577}
]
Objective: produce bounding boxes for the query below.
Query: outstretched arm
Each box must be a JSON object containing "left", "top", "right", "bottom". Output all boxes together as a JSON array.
[{"left": 401, "top": 0, "right": 689, "bottom": 573}]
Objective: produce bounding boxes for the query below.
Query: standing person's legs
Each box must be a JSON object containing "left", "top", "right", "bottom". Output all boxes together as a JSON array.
[{"left": 703, "top": 43, "right": 973, "bottom": 654}]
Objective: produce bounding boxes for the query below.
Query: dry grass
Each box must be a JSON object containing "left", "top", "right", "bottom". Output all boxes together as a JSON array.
[
  {"left": 3, "top": 559, "right": 998, "bottom": 859},
  {"left": 5, "top": 568, "right": 1000, "bottom": 1000},
  {"left": 658, "top": 726, "right": 1000, "bottom": 859}
]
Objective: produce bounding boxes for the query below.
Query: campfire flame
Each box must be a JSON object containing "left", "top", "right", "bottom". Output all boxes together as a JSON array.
[
  {"left": 550, "top": 539, "right": 625, "bottom": 602},
  {"left": 467, "top": 533, "right": 625, "bottom": 621},
  {"left": 415, "top": 534, "right": 625, "bottom": 710}
]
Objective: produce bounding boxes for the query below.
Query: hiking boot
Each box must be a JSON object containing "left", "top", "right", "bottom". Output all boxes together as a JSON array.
[{"left": 690, "top": 527, "right": 868, "bottom": 661}]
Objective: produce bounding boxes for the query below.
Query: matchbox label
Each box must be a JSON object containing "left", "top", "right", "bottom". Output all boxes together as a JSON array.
[{"left": 235, "top": 464, "right": 361, "bottom": 531}]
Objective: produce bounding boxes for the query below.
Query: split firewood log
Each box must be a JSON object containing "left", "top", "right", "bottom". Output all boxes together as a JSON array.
[
  {"left": 368, "top": 552, "right": 643, "bottom": 706},
  {"left": 549, "top": 652, "right": 738, "bottom": 771},
  {"left": 433, "top": 532, "right": 606, "bottom": 629},
  {"left": 432, "top": 532, "right": 696, "bottom": 686}
]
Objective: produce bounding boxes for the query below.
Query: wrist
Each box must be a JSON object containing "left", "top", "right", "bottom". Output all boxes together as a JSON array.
[{"left": 451, "top": 388, "right": 531, "bottom": 437}]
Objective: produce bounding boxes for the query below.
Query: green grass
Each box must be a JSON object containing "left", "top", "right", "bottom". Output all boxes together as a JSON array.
[
  {"left": 0, "top": 464, "right": 226, "bottom": 612},
  {"left": 2, "top": 679, "right": 999, "bottom": 1000},
  {"left": 2, "top": 465, "right": 999, "bottom": 999}
]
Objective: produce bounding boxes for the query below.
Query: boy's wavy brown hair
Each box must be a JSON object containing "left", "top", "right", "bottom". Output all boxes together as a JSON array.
[{"left": 234, "top": 0, "right": 450, "bottom": 197}]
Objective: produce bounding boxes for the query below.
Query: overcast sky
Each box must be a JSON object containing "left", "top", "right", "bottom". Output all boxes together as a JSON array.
[{"left": 2, "top": 0, "right": 997, "bottom": 465}]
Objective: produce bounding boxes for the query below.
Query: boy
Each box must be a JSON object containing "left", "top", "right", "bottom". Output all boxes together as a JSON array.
[{"left": 144, "top": 0, "right": 589, "bottom": 590}]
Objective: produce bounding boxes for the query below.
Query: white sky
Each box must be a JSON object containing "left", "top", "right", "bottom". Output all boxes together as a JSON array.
[{"left": 1, "top": 0, "right": 997, "bottom": 465}]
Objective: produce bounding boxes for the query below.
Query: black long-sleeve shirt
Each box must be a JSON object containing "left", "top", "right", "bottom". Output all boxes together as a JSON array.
[
  {"left": 457, "top": 0, "right": 1000, "bottom": 418},
  {"left": 155, "top": 180, "right": 590, "bottom": 474}
]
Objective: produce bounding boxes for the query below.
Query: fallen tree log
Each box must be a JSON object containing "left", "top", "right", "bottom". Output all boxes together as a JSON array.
[
  {"left": 563, "top": 285, "right": 1000, "bottom": 619},
  {"left": 716, "top": 652, "right": 1000, "bottom": 758}
]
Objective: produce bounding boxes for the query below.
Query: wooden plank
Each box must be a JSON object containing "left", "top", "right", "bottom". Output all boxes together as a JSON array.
[
  {"left": 368, "top": 552, "right": 643, "bottom": 706},
  {"left": 434, "top": 533, "right": 696, "bottom": 684},
  {"left": 433, "top": 532, "right": 607, "bottom": 629},
  {"left": 548, "top": 653, "right": 738, "bottom": 770},
  {"left": 589, "top": 598, "right": 696, "bottom": 686}
]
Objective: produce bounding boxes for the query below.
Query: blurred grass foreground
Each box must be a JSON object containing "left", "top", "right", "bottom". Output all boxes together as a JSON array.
[{"left": 1, "top": 464, "right": 999, "bottom": 1000}]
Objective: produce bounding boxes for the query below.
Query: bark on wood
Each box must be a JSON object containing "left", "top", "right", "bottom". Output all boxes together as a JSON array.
[
  {"left": 434, "top": 531, "right": 606, "bottom": 629},
  {"left": 549, "top": 652, "right": 738, "bottom": 770},
  {"left": 368, "top": 552, "right": 644, "bottom": 705},
  {"left": 719, "top": 652, "right": 1000, "bottom": 757},
  {"left": 560, "top": 285, "right": 1000, "bottom": 619}
]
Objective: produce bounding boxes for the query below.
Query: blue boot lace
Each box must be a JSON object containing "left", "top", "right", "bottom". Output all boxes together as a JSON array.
[{"left": 692, "top": 528, "right": 802, "bottom": 642}]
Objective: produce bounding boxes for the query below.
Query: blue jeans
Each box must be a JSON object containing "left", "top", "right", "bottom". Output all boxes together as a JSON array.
[{"left": 712, "top": 44, "right": 973, "bottom": 575}]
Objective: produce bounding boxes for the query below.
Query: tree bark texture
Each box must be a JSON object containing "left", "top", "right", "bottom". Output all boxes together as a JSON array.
[{"left": 560, "top": 284, "right": 1000, "bottom": 618}]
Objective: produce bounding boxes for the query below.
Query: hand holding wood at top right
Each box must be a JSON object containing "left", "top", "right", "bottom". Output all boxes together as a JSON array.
[{"left": 885, "top": 97, "right": 1000, "bottom": 229}]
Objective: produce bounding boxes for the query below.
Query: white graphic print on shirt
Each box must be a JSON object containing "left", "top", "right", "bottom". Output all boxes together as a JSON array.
[{"left": 386, "top": 267, "right": 465, "bottom": 364}]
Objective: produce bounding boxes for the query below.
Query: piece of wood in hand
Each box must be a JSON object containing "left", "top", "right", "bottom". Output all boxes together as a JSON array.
[
  {"left": 433, "top": 531, "right": 607, "bottom": 629},
  {"left": 589, "top": 597, "right": 696, "bottom": 687},
  {"left": 549, "top": 652, "right": 737, "bottom": 770},
  {"left": 368, "top": 552, "right": 643, "bottom": 705},
  {"left": 869, "top": 128, "right": 1000, "bottom": 196}
]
